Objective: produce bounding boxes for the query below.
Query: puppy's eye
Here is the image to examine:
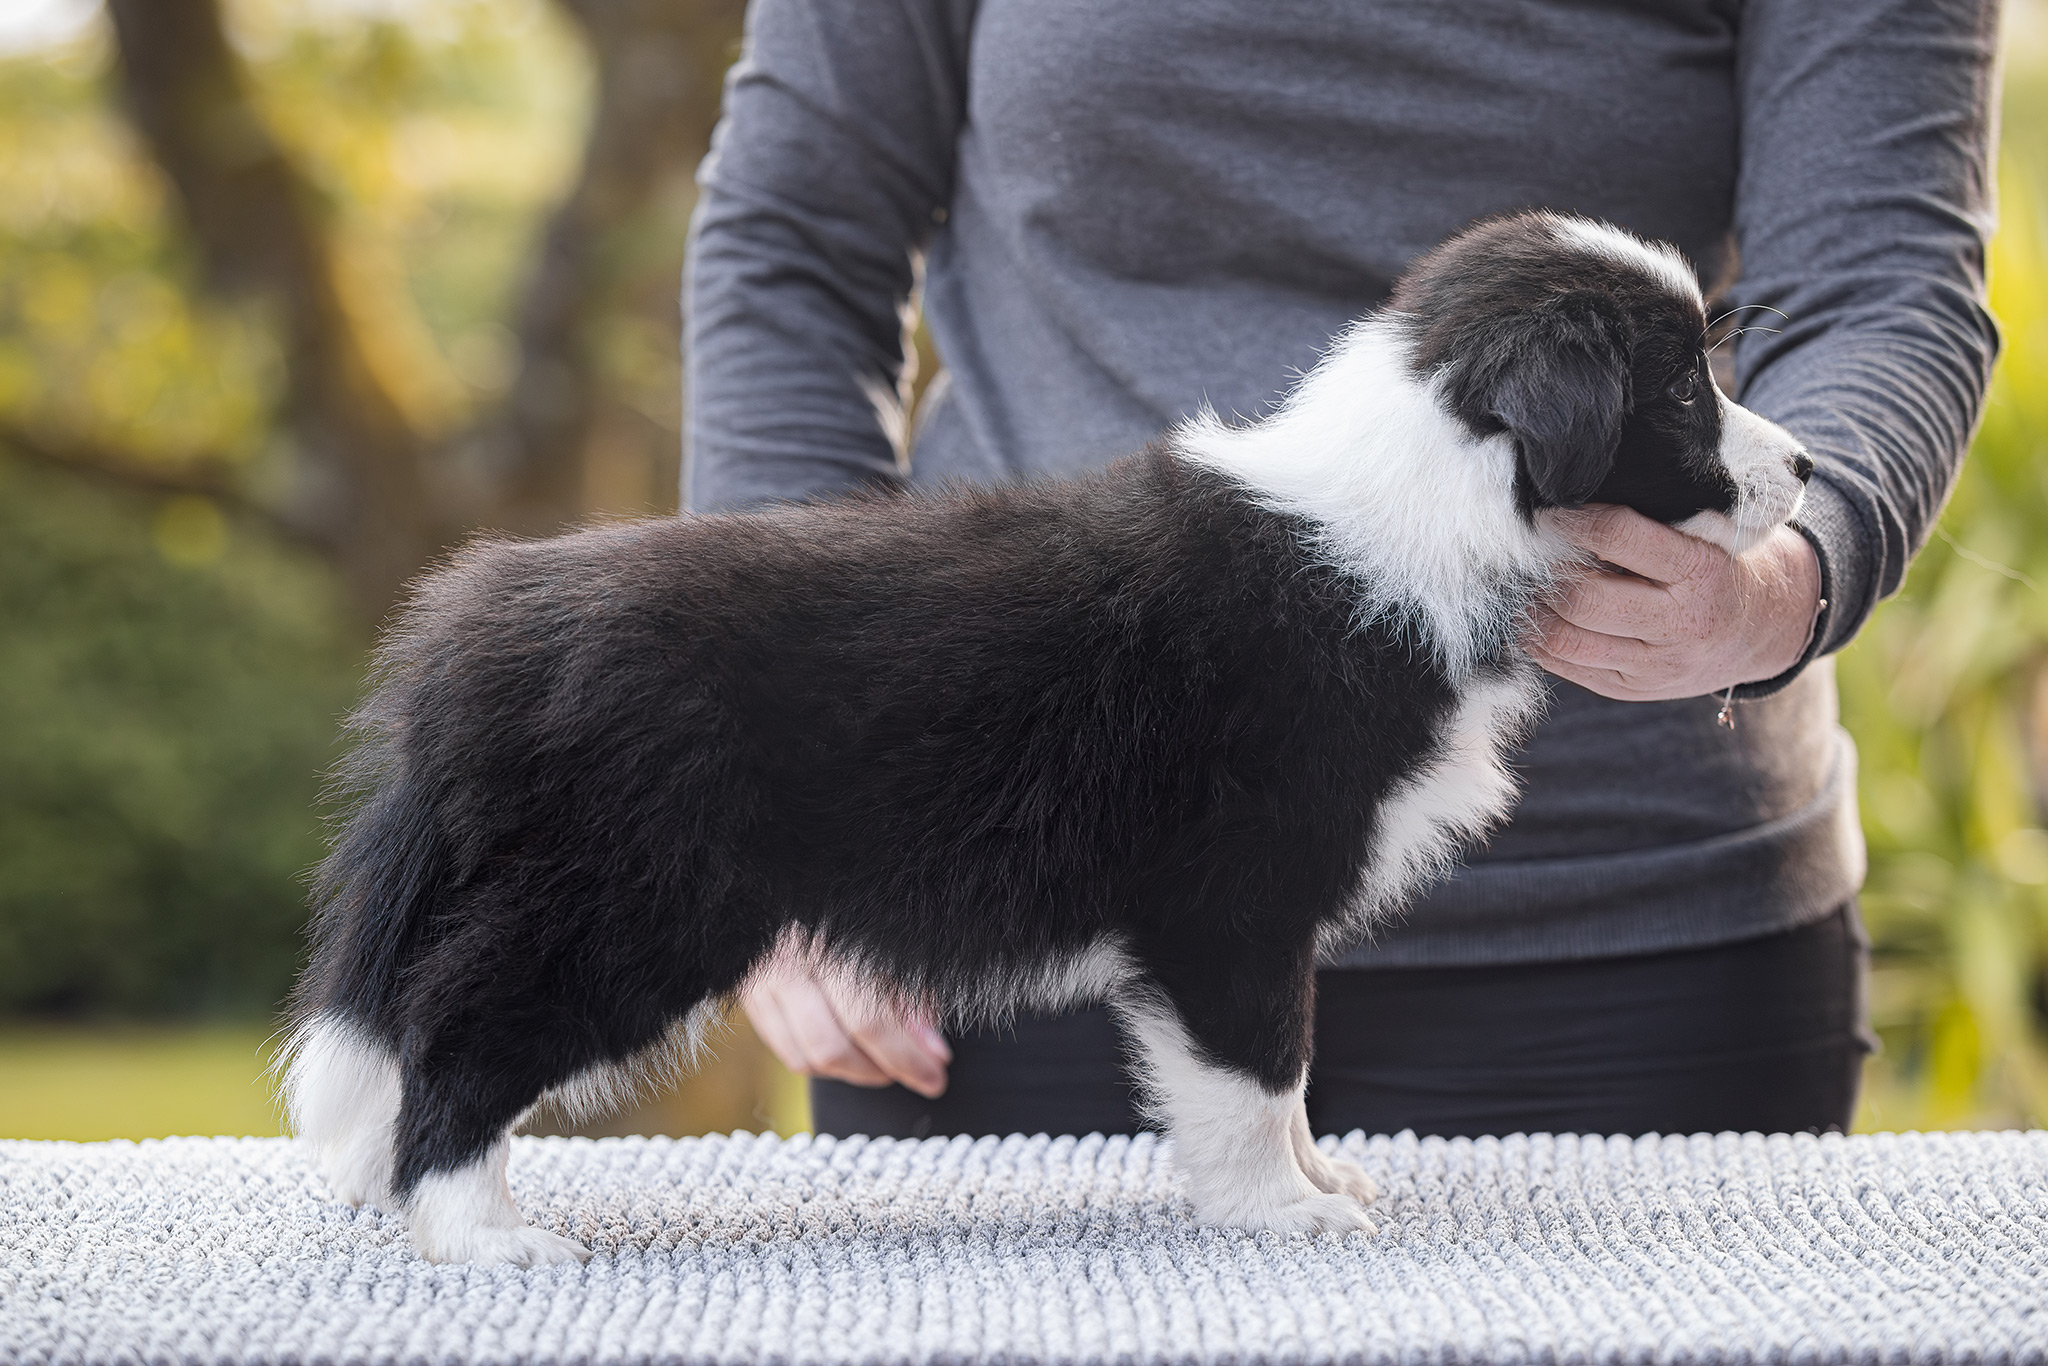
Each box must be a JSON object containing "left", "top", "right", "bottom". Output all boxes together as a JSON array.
[{"left": 1667, "top": 372, "right": 1700, "bottom": 404}]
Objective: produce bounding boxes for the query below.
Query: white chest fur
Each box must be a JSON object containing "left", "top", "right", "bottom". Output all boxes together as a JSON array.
[
  {"left": 1171, "top": 318, "right": 1566, "bottom": 941},
  {"left": 1346, "top": 663, "right": 1546, "bottom": 929}
]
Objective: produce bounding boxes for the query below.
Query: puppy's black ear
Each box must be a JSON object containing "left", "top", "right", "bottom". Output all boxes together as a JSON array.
[{"left": 1454, "top": 292, "right": 1630, "bottom": 508}]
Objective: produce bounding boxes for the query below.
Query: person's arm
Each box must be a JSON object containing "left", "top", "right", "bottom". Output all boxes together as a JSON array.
[
  {"left": 1531, "top": 0, "right": 2000, "bottom": 699},
  {"left": 1729, "top": 0, "right": 2002, "bottom": 690},
  {"left": 684, "top": 0, "right": 975, "bottom": 512}
]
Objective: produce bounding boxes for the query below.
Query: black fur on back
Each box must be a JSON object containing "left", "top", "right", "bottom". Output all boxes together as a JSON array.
[{"left": 297, "top": 450, "right": 1469, "bottom": 1196}]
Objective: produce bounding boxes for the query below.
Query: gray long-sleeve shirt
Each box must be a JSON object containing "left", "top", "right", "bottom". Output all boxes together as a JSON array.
[{"left": 684, "top": 0, "right": 2000, "bottom": 967}]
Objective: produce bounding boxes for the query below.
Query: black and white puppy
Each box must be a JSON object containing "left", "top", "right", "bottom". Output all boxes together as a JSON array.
[{"left": 285, "top": 212, "right": 1810, "bottom": 1265}]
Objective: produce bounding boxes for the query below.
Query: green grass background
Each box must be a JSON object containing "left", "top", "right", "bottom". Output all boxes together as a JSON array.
[{"left": 0, "top": 1027, "right": 285, "bottom": 1141}]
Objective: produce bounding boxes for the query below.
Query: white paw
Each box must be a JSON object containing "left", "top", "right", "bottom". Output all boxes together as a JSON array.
[
  {"left": 312, "top": 1148, "right": 391, "bottom": 1209},
  {"left": 415, "top": 1224, "right": 593, "bottom": 1267},
  {"left": 1239, "top": 1192, "right": 1378, "bottom": 1236},
  {"left": 1301, "top": 1152, "right": 1379, "bottom": 1205}
]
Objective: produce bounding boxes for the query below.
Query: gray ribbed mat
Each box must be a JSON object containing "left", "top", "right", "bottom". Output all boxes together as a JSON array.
[{"left": 4, "top": 1129, "right": 2046, "bottom": 1364}]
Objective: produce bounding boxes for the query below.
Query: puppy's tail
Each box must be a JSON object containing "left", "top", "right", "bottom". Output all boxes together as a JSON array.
[
  {"left": 299, "top": 775, "right": 453, "bottom": 1024},
  {"left": 281, "top": 631, "right": 467, "bottom": 1071},
  {"left": 286, "top": 541, "right": 510, "bottom": 1057},
  {"left": 277, "top": 726, "right": 452, "bottom": 1172}
]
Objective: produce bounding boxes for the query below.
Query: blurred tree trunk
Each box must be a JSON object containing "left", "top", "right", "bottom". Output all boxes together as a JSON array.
[
  {"left": 105, "top": 0, "right": 450, "bottom": 617},
  {"left": 101, "top": 0, "right": 745, "bottom": 619},
  {"left": 486, "top": 0, "right": 745, "bottom": 535}
]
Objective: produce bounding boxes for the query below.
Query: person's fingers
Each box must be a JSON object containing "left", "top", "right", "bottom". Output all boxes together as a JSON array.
[
  {"left": 842, "top": 1011, "right": 950, "bottom": 1098},
  {"left": 1545, "top": 567, "right": 1677, "bottom": 642},
  {"left": 813, "top": 971, "right": 951, "bottom": 1097},
  {"left": 1543, "top": 504, "right": 1722, "bottom": 586},
  {"left": 773, "top": 973, "right": 895, "bottom": 1087},
  {"left": 910, "top": 1017, "right": 953, "bottom": 1065},
  {"left": 739, "top": 978, "right": 809, "bottom": 1075},
  {"left": 740, "top": 951, "right": 830, "bottom": 1076},
  {"left": 1528, "top": 603, "right": 1657, "bottom": 675},
  {"left": 741, "top": 949, "right": 953, "bottom": 1094},
  {"left": 1524, "top": 637, "right": 1656, "bottom": 701}
]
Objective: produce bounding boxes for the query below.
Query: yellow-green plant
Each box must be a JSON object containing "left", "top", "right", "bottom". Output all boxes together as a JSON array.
[{"left": 1840, "top": 131, "right": 2048, "bottom": 1130}]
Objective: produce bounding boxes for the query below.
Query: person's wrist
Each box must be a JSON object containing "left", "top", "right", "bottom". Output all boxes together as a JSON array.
[{"left": 1742, "top": 527, "right": 1824, "bottom": 685}]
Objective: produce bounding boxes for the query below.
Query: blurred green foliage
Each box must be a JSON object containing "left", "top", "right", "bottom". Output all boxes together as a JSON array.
[
  {"left": 1838, "top": 55, "right": 2048, "bottom": 1130},
  {"left": 0, "top": 2, "right": 2043, "bottom": 1140},
  {"left": 0, "top": 455, "right": 355, "bottom": 1015},
  {"left": 0, "top": 3, "right": 584, "bottom": 1018},
  {"left": 230, "top": 0, "right": 590, "bottom": 434},
  {"left": 0, "top": 2, "right": 585, "bottom": 462},
  {"left": 0, "top": 37, "right": 276, "bottom": 463}
]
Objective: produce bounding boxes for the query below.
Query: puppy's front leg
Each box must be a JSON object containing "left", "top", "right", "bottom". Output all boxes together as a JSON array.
[
  {"left": 1290, "top": 1101, "right": 1378, "bottom": 1204},
  {"left": 1115, "top": 965, "right": 1374, "bottom": 1235}
]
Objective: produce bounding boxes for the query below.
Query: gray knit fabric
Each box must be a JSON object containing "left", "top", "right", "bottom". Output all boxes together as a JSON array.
[{"left": 6, "top": 1130, "right": 2046, "bottom": 1364}]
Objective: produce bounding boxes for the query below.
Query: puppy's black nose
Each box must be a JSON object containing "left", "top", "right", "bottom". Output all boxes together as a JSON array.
[{"left": 1791, "top": 452, "right": 1814, "bottom": 482}]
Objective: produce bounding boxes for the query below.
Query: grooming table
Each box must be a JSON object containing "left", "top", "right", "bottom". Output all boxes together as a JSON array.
[{"left": 3, "top": 1129, "right": 2045, "bottom": 1364}]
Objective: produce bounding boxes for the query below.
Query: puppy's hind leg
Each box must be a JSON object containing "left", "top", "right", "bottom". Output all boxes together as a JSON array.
[
  {"left": 283, "top": 1014, "right": 402, "bottom": 1209},
  {"left": 1114, "top": 947, "right": 1374, "bottom": 1235},
  {"left": 403, "top": 1134, "right": 588, "bottom": 1268},
  {"left": 389, "top": 1022, "right": 598, "bottom": 1268},
  {"left": 386, "top": 919, "right": 741, "bottom": 1266}
]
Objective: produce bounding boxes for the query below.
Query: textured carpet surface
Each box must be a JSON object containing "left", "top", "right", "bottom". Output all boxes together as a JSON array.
[{"left": 4, "top": 1129, "right": 2047, "bottom": 1365}]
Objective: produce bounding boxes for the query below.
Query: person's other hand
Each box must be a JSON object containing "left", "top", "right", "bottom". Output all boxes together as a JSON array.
[
  {"left": 1527, "top": 505, "right": 1823, "bottom": 701},
  {"left": 740, "top": 942, "right": 952, "bottom": 1097}
]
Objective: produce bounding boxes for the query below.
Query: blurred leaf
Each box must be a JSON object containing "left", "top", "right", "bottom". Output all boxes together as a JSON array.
[{"left": 1844, "top": 111, "right": 2048, "bottom": 1129}]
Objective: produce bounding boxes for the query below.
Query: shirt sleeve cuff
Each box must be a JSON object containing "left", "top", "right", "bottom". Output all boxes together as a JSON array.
[{"left": 1729, "top": 474, "right": 1872, "bottom": 701}]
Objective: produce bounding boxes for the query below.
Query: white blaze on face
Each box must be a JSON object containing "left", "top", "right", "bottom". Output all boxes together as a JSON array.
[{"left": 1677, "top": 385, "right": 1810, "bottom": 554}]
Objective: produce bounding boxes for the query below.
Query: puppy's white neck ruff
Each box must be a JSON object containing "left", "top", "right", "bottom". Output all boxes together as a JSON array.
[{"left": 1177, "top": 318, "right": 1569, "bottom": 677}]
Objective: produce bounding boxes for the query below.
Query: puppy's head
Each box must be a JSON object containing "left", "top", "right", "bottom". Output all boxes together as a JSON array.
[{"left": 1390, "top": 212, "right": 1810, "bottom": 553}]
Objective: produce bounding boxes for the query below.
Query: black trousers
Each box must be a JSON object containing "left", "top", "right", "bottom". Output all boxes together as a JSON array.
[{"left": 811, "top": 905, "right": 1876, "bottom": 1140}]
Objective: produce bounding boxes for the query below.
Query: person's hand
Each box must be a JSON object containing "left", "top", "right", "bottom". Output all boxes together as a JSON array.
[
  {"left": 1526, "top": 505, "right": 1823, "bottom": 701},
  {"left": 740, "top": 942, "right": 952, "bottom": 1097}
]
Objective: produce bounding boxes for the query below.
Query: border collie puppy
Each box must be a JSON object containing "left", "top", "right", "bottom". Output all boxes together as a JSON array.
[{"left": 285, "top": 212, "right": 1810, "bottom": 1265}]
